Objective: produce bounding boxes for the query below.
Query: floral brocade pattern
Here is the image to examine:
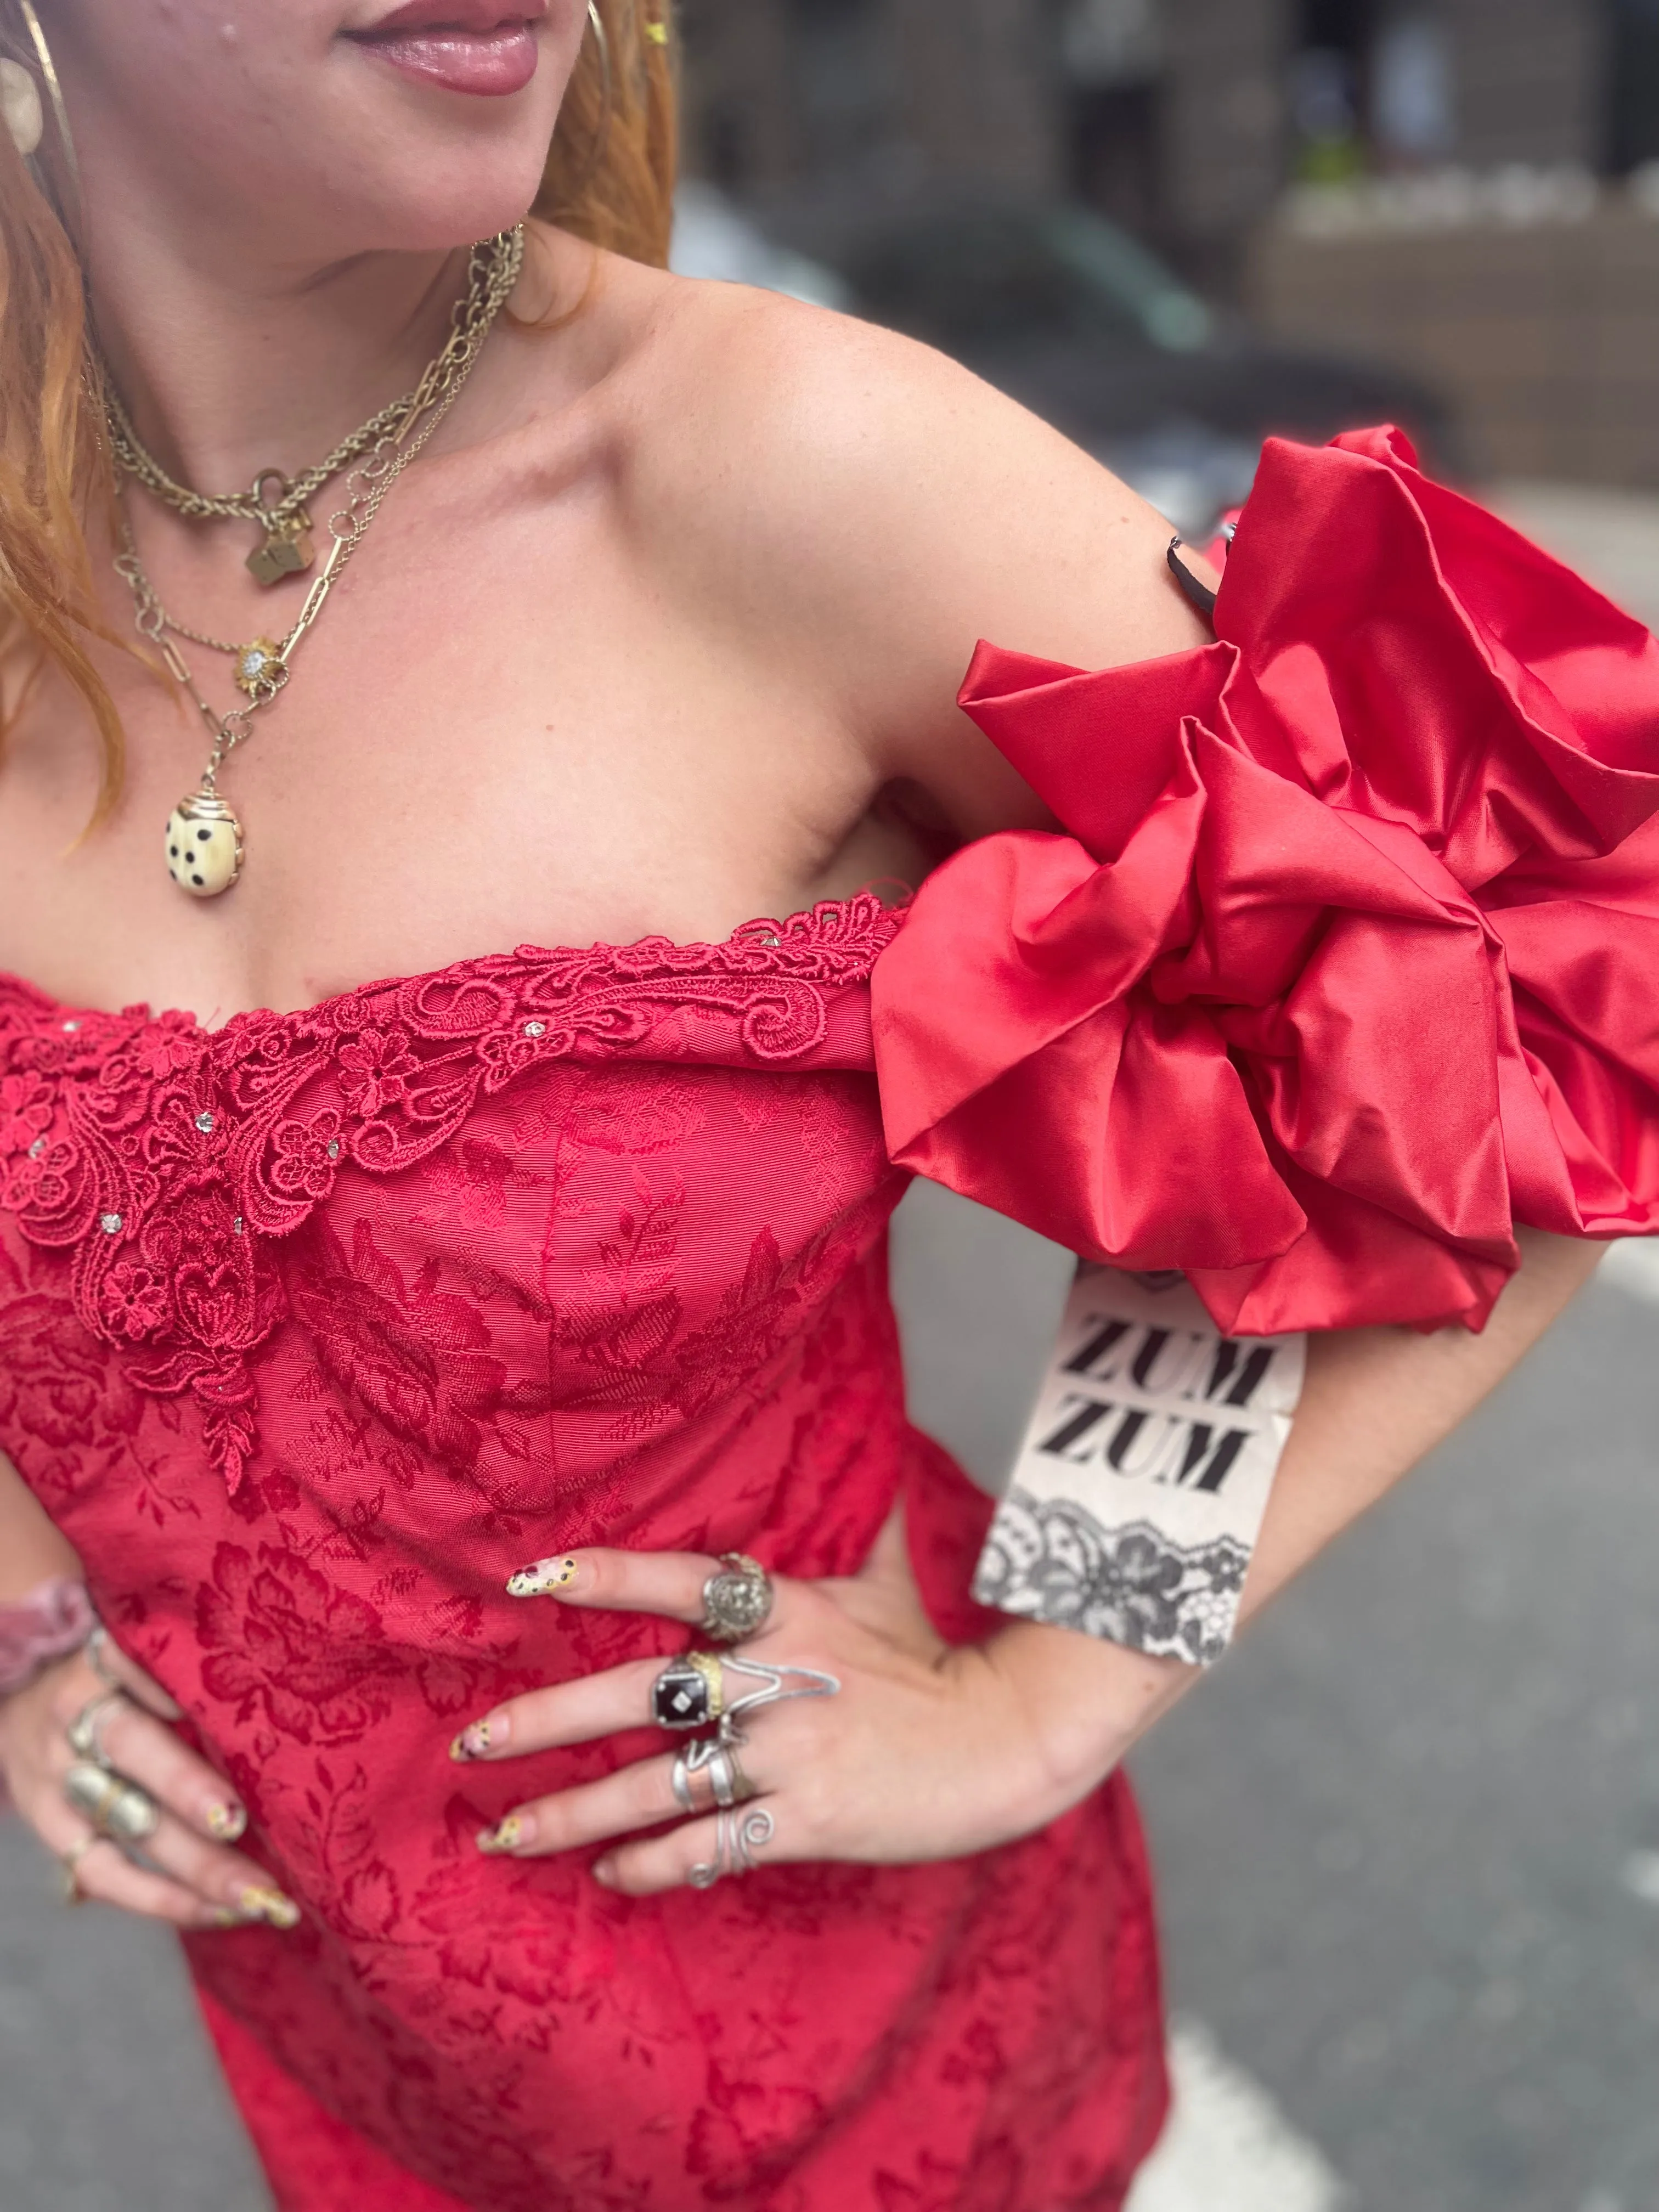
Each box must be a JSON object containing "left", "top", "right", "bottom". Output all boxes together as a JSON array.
[
  {"left": 0, "top": 900, "right": 899, "bottom": 1494},
  {"left": 0, "top": 899, "right": 1168, "bottom": 2212}
]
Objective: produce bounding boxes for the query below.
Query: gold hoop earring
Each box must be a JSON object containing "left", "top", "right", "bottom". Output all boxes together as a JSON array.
[
  {"left": 563, "top": 0, "right": 614, "bottom": 198},
  {"left": 13, "top": 0, "right": 78, "bottom": 190}
]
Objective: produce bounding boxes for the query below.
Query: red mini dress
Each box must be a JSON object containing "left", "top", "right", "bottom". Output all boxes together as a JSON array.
[{"left": 3, "top": 431, "right": 1657, "bottom": 2212}]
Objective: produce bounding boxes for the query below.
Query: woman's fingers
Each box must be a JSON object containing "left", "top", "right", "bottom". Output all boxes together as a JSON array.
[
  {"left": 89, "top": 1627, "right": 184, "bottom": 1720},
  {"left": 93, "top": 1693, "right": 248, "bottom": 1842},
  {"left": 31, "top": 1797, "right": 253, "bottom": 1932},
  {"left": 450, "top": 1641, "right": 826, "bottom": 1763},
  {"left": 69, "top": 1836, "right": 233, "bottom": 1929},
  {"left": 595, "top": 1805, "right": 786, "bottom": 1898},
  {"left": 450, "top": 1656, "right": 664, "bottom": 1763},
  {"left": 470, "top": 1747, "right": 787, "bottom": 1886},
  {"left": 472, "top": 1751, "right": 690, "bottom": 1858},
  {"left": 505, "top": 1545, "right": 739, "bottom": 1625},
  {"left": 130, "top": 1802, "right": 297, "bottom": 1926}
]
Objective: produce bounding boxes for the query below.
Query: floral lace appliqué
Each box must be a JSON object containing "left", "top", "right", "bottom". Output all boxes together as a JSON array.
[{"left": 0, "top": 898, "right": 900, "bottom": 1494}]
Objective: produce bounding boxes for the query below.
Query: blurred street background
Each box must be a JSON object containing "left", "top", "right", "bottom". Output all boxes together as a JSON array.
[
  {"left": 9, "top": 1, "right": 1659, "bottom": 2206},
  {"left": 674, "top": 0, "right": 1659, "bottom": 537}
]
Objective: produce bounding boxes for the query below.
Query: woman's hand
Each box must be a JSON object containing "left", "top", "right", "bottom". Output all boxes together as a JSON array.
[
  {"left": 0, "top": 1634, "right": 297, "bottom": 1929},
  {"left": 449, "top": 1512, "right": 1189, "bottom": 1897}
]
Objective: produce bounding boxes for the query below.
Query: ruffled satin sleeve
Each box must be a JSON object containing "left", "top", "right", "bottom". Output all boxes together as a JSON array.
[{"left": 872, "top": 427, "right": 1659, "bottom": 1335}]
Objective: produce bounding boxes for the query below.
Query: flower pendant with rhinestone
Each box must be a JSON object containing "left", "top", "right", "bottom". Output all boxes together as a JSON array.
[{"left": 234, "top": 639, "right": 285, "bottom": 698}]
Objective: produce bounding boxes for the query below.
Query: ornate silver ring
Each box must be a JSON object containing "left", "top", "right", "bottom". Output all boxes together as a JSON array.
[
  {"left": 699, "top": 1553, "right": 773, "bottom": 1645},
  {"left": 672, "top": 1733, "right": 759, "bottom": 1816}
]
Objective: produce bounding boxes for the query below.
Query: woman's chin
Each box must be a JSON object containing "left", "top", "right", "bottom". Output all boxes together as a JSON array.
[{"left": 281, "top": 134, "right": 554, "bottom": 260}]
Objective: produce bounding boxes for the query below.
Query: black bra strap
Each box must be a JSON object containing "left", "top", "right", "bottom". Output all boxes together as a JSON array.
[{"left": 1166, "top": 535, "right": 1218, "bottom": 623}]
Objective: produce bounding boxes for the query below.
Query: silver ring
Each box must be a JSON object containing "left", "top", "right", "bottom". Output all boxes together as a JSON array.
[
  {"left": 718, "top": 1655, "right": 839, "bottom": 1736},
  {"left": 699, "top": 1553, "right": 774, "bottom": 1644},
  {"left": 61, "top": 1760, "right": 160, "bottom": 1846},
  {"left": 688, "top": 1806, "right": 775, "bottom": 1890},
  {"left": 65, "top": 1689, "right": 127, "bottom": 1771},
  {"left": 672, "top": 1734, "right": 759, "bottom": 1815},
  {"left": 84, "top": 1624, "right": 123, "bottom": 1691}
]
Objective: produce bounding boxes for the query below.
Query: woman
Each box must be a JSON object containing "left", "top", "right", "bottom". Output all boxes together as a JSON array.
[{"left": 0, "top": 3, "right": 1654, "bottom": 2207}]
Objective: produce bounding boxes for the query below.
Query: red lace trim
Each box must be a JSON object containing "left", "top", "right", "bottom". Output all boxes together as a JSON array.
[{"left": 0, "top": 896, "right": 901, "bottom": 1494}]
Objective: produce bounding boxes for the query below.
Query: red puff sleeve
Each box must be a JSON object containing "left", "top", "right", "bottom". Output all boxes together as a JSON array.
[{"left": 871, "top": 427, "right": 1659, "bottom": 1335}]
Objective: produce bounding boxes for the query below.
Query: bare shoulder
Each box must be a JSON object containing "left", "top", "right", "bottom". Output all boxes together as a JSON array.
[{"left": 591, "top": 257, "right": 1210, "bottom": 826}]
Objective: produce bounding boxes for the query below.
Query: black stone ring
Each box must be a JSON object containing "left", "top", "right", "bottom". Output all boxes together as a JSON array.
[
  {"left": 650, "top": 1652, "right": 840, "bottom": 1736},
  {"left": 651, "top": 1651, "right": 725, "bottom": 1732}
]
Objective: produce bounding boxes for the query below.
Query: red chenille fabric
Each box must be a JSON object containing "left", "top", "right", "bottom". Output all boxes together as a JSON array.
[
  {"left": 0, "top": 901, "right": 1164, "bottom": 2212},
  {"left": 874, "top": 427, "right": 1659, "bottom": 1334}
]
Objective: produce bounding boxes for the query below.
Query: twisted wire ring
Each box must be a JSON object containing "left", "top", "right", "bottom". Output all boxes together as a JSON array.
[{"left": 687, "top": 1807, "right": 775, "bottom": 1891}]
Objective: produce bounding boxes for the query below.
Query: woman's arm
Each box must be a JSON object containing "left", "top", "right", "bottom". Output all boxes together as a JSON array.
[
  {"left": 992, "top": 1226, "right": 1606, "bottom": 1797},
  {"left": 447, "top": 1228, "right": 1602, "bottom": 1892}
]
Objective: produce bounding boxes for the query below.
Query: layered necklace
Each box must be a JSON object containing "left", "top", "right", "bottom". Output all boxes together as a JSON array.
[{"left": 108, "top": 224, "right": 524, "bottom": 898}]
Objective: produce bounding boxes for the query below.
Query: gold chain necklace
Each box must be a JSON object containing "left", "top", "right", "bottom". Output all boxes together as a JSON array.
[
  {"left": 104, "top": 227, "right": 522, "bottom": 588},
  {"left": 111, "top": 225, "right": 524, "bottom": 899}
]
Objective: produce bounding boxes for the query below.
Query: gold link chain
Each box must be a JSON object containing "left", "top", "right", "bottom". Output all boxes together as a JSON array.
[{"left": 112, "top": 226, "right": 524, "bottom": 790}]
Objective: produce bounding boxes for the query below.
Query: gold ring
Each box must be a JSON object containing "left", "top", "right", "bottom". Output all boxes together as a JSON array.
[{"left": 60, "top": 1832, "right": 98, "bottom": 1905}]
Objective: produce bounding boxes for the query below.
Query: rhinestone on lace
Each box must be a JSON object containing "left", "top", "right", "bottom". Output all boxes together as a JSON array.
[
  {"left": 232, "top": 1216, "right": 245, "bottom": 1234},
  {"left": 523, "top": 1020, "right": 546, "bottom": 1038},
  {"left": 99, "top": 1212, "right": 122, "bottom": 1235},
  {"left": 62, "top": 1019, "right": 80, "bottom": 1033},
  {"left": 27, "top": 1136, "right": 45, "bottom": 1159},
  {"left": 195, "top": 1111, "right": 215, "bottom": 1133},
  {"left": 326, "top": 1138, "right": 341, "bottom": 1159}
]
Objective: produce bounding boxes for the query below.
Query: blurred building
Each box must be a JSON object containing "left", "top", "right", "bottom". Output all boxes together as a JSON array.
[
  {"left": 679, "top": 2, "right": 1659, "bottom": 487},
  {"left": 681, "top": 3, "right": 1637, "bottom": 263}
]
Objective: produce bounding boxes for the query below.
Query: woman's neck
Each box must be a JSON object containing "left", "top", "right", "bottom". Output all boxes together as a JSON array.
[{"left": 84, "top": 207, "right": 473, "bottom": 498}]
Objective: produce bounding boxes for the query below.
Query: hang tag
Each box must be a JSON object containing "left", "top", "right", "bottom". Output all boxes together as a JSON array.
[{"left": 973, "top": 1265, "right": 1306, "bottom": 1667}]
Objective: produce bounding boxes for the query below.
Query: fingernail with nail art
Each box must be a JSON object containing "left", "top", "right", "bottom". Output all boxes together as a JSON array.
[
  {"left": 477, "top": 1814, "right": 527, "bottom": 1855},
  {"left": 449, "top": 1717, "right": 499, "bottom": 1762},
  {"left": 239, "top": 1884, "right": 301, "bottom": 1929},
  {"left": 206, "top": 1800, "right": 247, "bottom": 1841},
  {"left": 506, "top": 1556, "right": 579, "bottom": 1598}
]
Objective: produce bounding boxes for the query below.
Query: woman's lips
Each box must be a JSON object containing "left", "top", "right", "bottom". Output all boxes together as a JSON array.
[{"left": 348, "top": 22, "right": 540, "bottom": 98}]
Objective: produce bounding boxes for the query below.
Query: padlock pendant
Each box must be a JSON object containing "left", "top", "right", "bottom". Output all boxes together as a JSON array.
[{"left": 246, "top": 516, "right": 315, "bottom": 588}]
